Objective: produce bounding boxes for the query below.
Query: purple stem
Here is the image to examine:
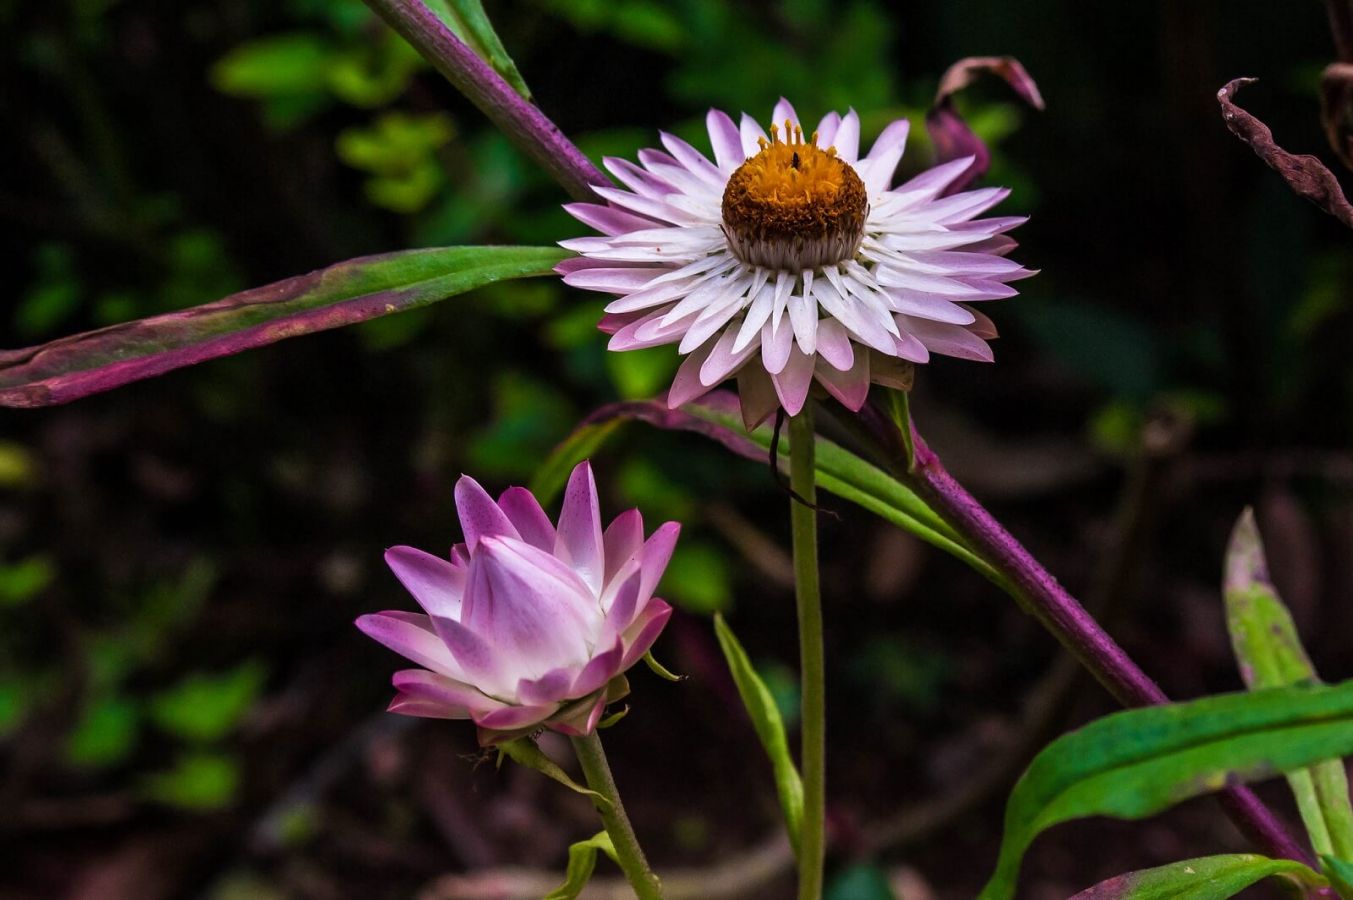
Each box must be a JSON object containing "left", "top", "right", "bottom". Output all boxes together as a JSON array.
[
  {"left": 360, "top": 0, "right": 608, "bottom": 203},
  {"left": 366, "top": 6, "right": 1315, "bottom": 868},
  {"left": 905, "top": 424, "right": 1313, "bottom": 867}
]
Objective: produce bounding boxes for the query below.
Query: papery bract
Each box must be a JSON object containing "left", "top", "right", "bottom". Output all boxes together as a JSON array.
[
  {"left": 356, "top": 460, "right": 677, "bottom": 745},
  {"left": 558, "top": 99, "right": 1034, "bottom": 428}
]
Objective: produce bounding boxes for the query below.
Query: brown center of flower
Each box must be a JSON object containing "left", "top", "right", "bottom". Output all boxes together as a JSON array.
[{"left": 721, "top": 121, "right": 868, "bottom": 271}]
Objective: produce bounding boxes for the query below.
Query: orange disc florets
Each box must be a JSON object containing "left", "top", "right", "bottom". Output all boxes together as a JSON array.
[{"left": 721, "top": 121, "right": 868, "bottom": 271}]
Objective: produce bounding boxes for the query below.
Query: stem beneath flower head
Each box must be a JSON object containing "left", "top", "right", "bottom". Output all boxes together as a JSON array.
[
  {"left": 789, "top": 406, "right": 827, "bottom": 900},
  {"left": 570, "top": 731, "right": 664, "bottom": 900}
]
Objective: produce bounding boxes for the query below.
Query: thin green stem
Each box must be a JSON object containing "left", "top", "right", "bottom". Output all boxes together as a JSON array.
[
  {"left": 570, "top": 731, "right": 664, "bottom": 900},
  {"left": 789, "top": 405, "right": 826, "bottom": 899}
]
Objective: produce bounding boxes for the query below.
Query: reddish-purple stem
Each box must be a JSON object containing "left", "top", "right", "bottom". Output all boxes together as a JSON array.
[
  {"left": 905, "top": 424, "right": 1313, "bottom": 867},
  {"left": 372, "top": 6, "right": 1314, "bottom": 866},
  {"left": 361, "top": 0, "right": 608, "bottom": 203}
]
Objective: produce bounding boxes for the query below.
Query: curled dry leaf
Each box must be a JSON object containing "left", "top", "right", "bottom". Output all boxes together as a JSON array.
[
  {"left": 927, "top": 56, "right": 1045, "bottom": 195},
  {"left": 1217, "top": 77, "right": 1353, "bottom": 229}
]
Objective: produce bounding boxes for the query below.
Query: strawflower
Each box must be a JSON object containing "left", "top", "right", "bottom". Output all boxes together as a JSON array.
[
  {"left": 356, "top": 460, "right": 678, "bottom": 745},
  {"left": 558, "top": 99, "right": 1034, "bottom": 427}
]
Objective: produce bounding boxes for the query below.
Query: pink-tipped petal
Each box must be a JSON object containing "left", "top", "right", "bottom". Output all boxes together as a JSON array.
[
  {"left": 548, "top": 693, "right": 609, "bottom": 737},
  {"left": 814, "top": 318, "right": 855, "bottom": 371},
  {"left": 862, "top": 118, "right": 910, "bottom": 195},
  {"left": 770, "top": 346, "right": 816, "bottom": 415},
  {"left": 391, "top": 668, "right": 502, "bottom": 717},
  {"left": 562, "top": 202, "right": 660, "bottom": 236},
  {"left": 604, "top": 568, "right": 643, "bottom": 635},
  {"left": 454, "top": 475, "right": 520, "bottom": 551},
  {"left": 832, "top": 108, "right": 861, "bottom": 162},
  {"left": 815, "top": 111, "right": 842, "bottom": 148},
  {"left": 771, "top": 97, "right": 801, "bottom": 132},
  {"left": 903, "top": 316, "right": 996, "bottom": 361},
  {"left": 638, "top": 521, "right": 681, "bottom": 610},
  {"left": 707, "top": 108, "right": 745, "bottom": 170},
  {"left": 572, "top": 637, "right": 626, "bottom": 698},
  {"left": 554, "top": 461, "right": 606, "bottom": 594},
  {"left": 388, "top": 696, "right": 470, "bottom": 719},
  {"left": 470, "top": 538, "right": 596, "bottom": 676},
  {"left": 667, "top": 340, "right": 717, "bottom": 408},
  {"left": 473, "top": 703, "right": 557, "bottom": 732},
  {"left": 602, "top": 509, "right": 645, "bottom": 585},
  {"left": 356, "top": 612, "right": 461, "bottom": 679},
  {"left": 815, "top": 347, "right": 871, "bottom": 411},
  {"left": 384, "top": 546, "right": 464, "bottom": 620},
  {"left": 739, "top": 112, "right": 769, "bottom": 158},
  {"left": 620, "top": 599, "right": 674, "bottom": 670},
  {"left": 700, "top": 323, "right": 759, "bottom": 387},
  {"left": 516, "top": 667, "right": 576, "bottom": 706},
  {"left": 497, "top": 486, "right": 556, "bottom": 552}
]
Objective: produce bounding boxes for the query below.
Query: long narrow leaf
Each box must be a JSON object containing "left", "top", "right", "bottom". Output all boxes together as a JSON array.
[
  {"left": 981, "top": 679, "right": 1353, "bottom": 899},
  {"left": 1225, "top": 508, "right": 1353, "bottom": 859},
  {"left": 0, "top": 245, "right": 567, "bottom": 407},
  {"left": 555, "top": 395, "right": 1011, "bottom": 591},
  {"left": 1069, "top": 854, "right": 1325, "bottom": 899},
  {"left": 426, "top": 0, "right": 532, "bottom": 99},
  {"left": 713, "top": 613, "right": 803, "bottom": 855}
]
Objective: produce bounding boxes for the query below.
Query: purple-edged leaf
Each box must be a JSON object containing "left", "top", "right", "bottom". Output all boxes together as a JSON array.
[
  {"left": 0, "top": 245, "right": 568, "bottom": 408},
  {"left": 1218, "top": 78, "right": 1353, "bottom": 229},
  {"left": 1069, "top": 854, "right": 1324, "bottom": 899},
  {"left": 1224, "top": 508, "right": 1353, "bottom": 861},
  {"left": 534, "top": 393, "right": 1007, "bottom": 587},
  {"left": 928, "top": 56, "right": 1044, "bottom": 194}
]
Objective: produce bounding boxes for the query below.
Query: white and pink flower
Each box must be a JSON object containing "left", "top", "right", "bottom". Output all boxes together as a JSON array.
[
  {"left": 357, "top": 461, "right": 677, "bottom": 745},
  {"left": 559, "top": 98, "right": 1034, "bottom": 427}
]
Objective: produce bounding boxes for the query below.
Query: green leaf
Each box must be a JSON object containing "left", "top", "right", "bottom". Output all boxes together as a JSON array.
[
  {"left": 1224, "top": 508, "right": 1353, "bottom": 859},
  {"left": 427, "top": 0, "right": 533, "bottom": 100},
  {"left": 142, "top": 751, "right": 240, "bottom": 810},
  {"left": 713, "top": 613, "right": 803, "bottom": 855},
  {"left": 66, "top": 696, "right": 139, "bottom": 767},
  {"left": 980, "top": 680, "right": 1353, "bottom": 899},
  {"left": 528, "top": 419, "right": 625, "bottom": 506},
  {"left": 498, "top": 737, "right": 612, "bottom": 811},
  {"left": 147, "top": 660, "right": 267, "bottom": 743},
  {"left": 1069, "top": 854, "right": 1326, "bottom": 899},
  {"left": 211, "top": 33, "right": 334, "bottom": 98},
  {"left": 0, "top": 555, "right": 54, "bottom": 607},
  {"left": 544, "top": 831, "right": 618, "bottom": 900},
  {"left": 0, "top": 246, "right": 569, "bottom": 407},
  {"left": 1322, "top": 855, "right": 1353, "bottom": 899}
]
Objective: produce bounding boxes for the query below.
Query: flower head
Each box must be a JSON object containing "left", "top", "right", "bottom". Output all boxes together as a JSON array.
[
  {"left": 558, "top": 99, "right": 1034, "bottom": 427},
  {"left": 356, "top": 461, "right": 678, "bottom": 745}
]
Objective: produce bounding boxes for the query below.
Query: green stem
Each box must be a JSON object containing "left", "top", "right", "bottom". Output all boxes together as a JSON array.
[
  {"left": 789, "top": 405, "right": 826, "bottom": 899},
  {"left": 570, "top": 731, "right": 664, "bottom": 900}
]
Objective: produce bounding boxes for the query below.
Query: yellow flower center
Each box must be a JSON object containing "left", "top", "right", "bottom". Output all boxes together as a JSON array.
[{"left": 720, "top": 122, "right": 868, "bottom": 271}]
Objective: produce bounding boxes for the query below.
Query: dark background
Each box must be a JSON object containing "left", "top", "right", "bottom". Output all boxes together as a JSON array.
[{"left": 2, "top": 1, "right": 1352, "bottom": 897}]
